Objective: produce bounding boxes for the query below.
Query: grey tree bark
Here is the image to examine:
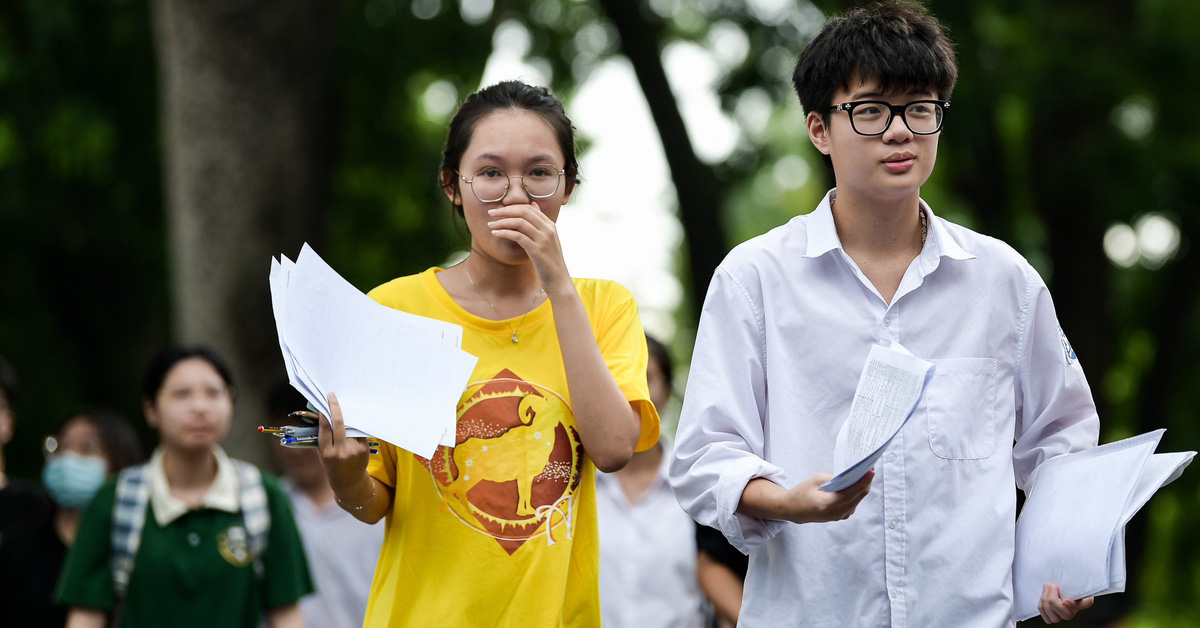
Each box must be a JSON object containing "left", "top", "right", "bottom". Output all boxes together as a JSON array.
[
  {"left": 594, "top": 0, "right": 729, "bottom": 316},
  {"left": 150, "top": 0, "right": 337, "bottom": 466}
]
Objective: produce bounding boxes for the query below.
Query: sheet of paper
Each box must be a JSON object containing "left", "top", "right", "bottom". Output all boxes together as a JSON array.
[
  {"left": 271, "top": 244, "right": 478, "bottom": 458},
  {"left": 271, "top": 256, "right": 371, "bottom": 439},
  {"left": 1012, "top": 430, "right": 1195, "bottom": 621},
  {"left": 821, "top": 342, "right": 934, "bottom": 492}
]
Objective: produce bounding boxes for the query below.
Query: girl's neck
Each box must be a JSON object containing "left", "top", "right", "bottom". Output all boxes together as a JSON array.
[
  {"left": 161, "top": 446, "right": 218, "bottom": 490},
  {"left": 296, "top": 474, "right": 337, "bottom": 510},
  {"left": 55, "top": 507, "right": 83, "bottom": 546},
  {"left": 614, "top": 442, "right": 663, "bottom": 504},
  {"left": 463, "top": 250, "right": 540, "bottom": 297}
]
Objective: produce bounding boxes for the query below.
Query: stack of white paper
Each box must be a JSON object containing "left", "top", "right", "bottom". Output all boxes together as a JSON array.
[
  {"left": 269, "top": 243, "right": 479, "bottom": 459},
  {"left": 821, "top": 342, "right": 935, "bottom": 492},
  {"left": 1013, "top": 429, "right": 1194, "bottom": 621}
]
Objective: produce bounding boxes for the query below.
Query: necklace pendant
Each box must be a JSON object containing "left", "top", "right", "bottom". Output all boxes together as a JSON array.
[{"left": 511, "top": 331, "right": 519, "bottom": 344}]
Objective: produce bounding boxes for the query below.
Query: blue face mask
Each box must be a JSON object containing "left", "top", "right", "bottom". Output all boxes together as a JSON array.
[{"left": 42, "top": 451, "right": 108, "bottom": 509}]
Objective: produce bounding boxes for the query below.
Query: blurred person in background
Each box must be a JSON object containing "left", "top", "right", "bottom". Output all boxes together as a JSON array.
[
  {"left": 0, "top": 355, "right": 49, "bottom": 544},
  {"left": 55, "top": 346, "right": 313, "bottom": 628},
  {"left": 0, "top": 408, "right": 144, "bottom": 627},
  {"left": 695, "top": 523, "right": 747, "bottom": 628},
  {"left": 596, "top": 335, "right": 705, "bottom": 627},
  {"left": 269, "top": 381, "right": 383, "bottom": 628}
]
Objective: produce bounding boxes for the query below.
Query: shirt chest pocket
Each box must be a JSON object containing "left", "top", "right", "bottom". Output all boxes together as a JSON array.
[{"left": 924, "top": 357, "right": 998, "bottom": 460}]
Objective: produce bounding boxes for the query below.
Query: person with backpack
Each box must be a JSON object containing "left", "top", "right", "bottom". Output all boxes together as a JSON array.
[{"left": 55, "top": 346, "right": 314, "bottom": 628}]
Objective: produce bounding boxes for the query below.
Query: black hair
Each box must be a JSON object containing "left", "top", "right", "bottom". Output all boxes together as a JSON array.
[
  {"left": 646, "top": 335, "right": 674, "bottom": 396},
  {"left": 0, "top": 355, "right": 18, "bottom": 407},
  {"left": 56, "top": 407, "right": 145, "bottom": 473},
  {"left": 792, "top": 0, "right": 958, "bottom": 120},
  {"left": 141, "top": 346, "right": 235, "bottom": 404},
  {"left": 267, "top": 379, "right": 308, "bottom": 420},
  {"left": 438, "top": 80, "right": 580, "bottom": 217}
]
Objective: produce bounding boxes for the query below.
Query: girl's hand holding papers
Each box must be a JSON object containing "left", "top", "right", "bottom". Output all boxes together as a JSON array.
[{"left": 318, "top": 392, "right": 387, "bottom": 523}]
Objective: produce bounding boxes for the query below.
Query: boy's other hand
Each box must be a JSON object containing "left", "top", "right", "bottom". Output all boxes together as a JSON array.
[{"left": 1038, "top": 583, "right": 1094, "bottom": 623}]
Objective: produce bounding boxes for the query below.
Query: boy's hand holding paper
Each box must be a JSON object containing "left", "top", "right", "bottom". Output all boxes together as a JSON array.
[{"left": 821, "top": 342, "right": 934, "bottom": 493}]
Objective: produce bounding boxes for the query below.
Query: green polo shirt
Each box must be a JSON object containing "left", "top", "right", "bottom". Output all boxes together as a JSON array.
[{"left": 55, "top": 466, "right": 313, "bottom": 628}]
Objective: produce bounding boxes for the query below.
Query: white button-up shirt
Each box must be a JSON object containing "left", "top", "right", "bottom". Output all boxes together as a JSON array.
[
  {"left": 597, "top": 440, "right": 706, "bottom": 628},
  {"left": 669, "top": 190, "right": 1099, "bottom": 628}
]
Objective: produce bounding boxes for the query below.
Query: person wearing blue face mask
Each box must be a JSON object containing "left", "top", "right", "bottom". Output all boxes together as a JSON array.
[{"left": 0, "top": 409, "right": 143, "bottom": 628}]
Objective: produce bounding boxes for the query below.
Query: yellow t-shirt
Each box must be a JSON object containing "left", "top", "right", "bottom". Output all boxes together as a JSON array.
[{"left": 363, "top": 268, "right": 659, "bottom": 627}]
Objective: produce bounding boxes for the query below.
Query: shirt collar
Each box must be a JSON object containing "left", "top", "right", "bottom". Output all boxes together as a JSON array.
[
  {"left": 803, "top": 188, "right": 977, "bottom": 263},
  {"left": 149, "top": 445, "right": 240, "bottom": 526},
  {"left": 921, "top": 201, "right": 975, "bottom": 262}
]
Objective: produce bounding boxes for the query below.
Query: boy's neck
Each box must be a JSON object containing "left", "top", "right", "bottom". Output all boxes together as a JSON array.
[
  {"left": 831, "top": 187, "right": 923, "bottom": 250},
  {"left": 831, "top": 188, "right": 925, "bottom": 304}
]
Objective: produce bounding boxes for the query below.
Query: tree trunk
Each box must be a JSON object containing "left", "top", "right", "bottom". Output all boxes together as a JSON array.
[
  {"left": 150, "top": 0, "right": 337, "bottom": 467},
  {"left": 594, "top": 0, "right": 729, "bottom": 316}
]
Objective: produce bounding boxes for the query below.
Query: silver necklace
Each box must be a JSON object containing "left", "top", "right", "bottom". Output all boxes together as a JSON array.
[{"left": 464, "top": 267, "right": 543, "bottom": 343}]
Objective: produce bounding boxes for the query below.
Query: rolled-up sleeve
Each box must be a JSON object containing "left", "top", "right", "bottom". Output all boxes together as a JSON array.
[
  {"left": 1012, "top": 267, "right": 1100, "bottom": 491},
  {"left": 669, "top": 267, "right": 789, "bottom": 554}
]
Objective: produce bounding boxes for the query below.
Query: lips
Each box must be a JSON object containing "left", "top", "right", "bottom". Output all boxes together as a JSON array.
[{"left": 883, "top": 153, "right": 916, "bottom": 173}]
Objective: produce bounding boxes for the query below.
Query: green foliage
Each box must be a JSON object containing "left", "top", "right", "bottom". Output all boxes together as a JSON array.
[
  {"left": 325, "top": 2, "right": 496, "bottom": 291},
  {"left": 0, "top": 0, "right": 164, "bottom": 474}
]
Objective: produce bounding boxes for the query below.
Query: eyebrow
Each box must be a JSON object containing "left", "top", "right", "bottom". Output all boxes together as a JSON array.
[
  {"left": 849, "top": 89, "right": 936, "bottom": 100},
  {"left": 473, "top": 153, "right": 559, "bottom": 165}
]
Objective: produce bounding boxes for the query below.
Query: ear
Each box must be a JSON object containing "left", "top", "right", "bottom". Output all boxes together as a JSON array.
[
  {"left": 806, "top": 110, "right": 832, "bottom": 156},
  {"left": 143, "top": 398, "right": 159, "bottom": 430},
  {"left": 440, "top": 169, "right": 463, "bottom": 207},
  {"left": 560, "top": 176, "right": 576, "bottom": 206},
  {"left": 0, "top": 412, "right": 12, "bottom": 446}
]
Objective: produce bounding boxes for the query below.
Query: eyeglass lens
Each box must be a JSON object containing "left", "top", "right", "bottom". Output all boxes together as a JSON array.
[
  {"left": 850, "top": 102, "right": 944, "bottom": 135},
  {"left": 468, "top": 165, "right": 562, "bottom": 203}
]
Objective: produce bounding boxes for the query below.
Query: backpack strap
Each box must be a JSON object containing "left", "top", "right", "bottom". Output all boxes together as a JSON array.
[
  {"left": 233, "top": 460, "right": 271, "bottom": 579},
  {"left": 111, "top": 464, "right": 150, "bottom": 599}
]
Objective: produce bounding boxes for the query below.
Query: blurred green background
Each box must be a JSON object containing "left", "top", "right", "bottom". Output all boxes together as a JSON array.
[{"left": 2, "top": 0, "right": 1198, "bottom": 624}]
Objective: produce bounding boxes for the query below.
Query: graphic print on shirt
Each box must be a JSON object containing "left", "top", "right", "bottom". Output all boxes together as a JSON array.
[
  {"left": 419, "top": 369, "right": 584, "bottom": 555},
  {"left": 218, "top": 524, "right": 253, "bottom": 567}
]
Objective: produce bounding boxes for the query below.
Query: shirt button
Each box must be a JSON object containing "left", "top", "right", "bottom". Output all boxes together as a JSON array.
[
  {"left": 188, "top": 533, "right": 201, "bottom": 547},
  {"left": 883, "top": 316, "right": 892, "bottom": 327},
  {"left": 888, "top": 519, "right": 899, "bottom": 530},
  {"left": 889, "top": 588, "right": 898, "bottom": 599},
  {"left": 886, "top": 453, "right": 897, "bottom": 463}
]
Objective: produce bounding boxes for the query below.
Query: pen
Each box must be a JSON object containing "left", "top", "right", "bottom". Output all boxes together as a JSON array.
[
  {"left": 277, "top": 435, "right": 380, "bottom": 455},
  {"left": 289, "top": 410, "right": 320, "bottom": 424},
  {"left": 259, "top": 425, "right": 318, "bottom": 438}
]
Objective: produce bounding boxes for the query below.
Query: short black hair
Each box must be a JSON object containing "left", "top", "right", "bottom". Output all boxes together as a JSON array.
[
  {"left": 793, "top": 0, "right": 958, "bottom": 119},
  {"left": 141, "top": 346, "right": 235, "bottom": 404},
  {"left": 0, "top": 355, "right": 18, "bottom": 407}
]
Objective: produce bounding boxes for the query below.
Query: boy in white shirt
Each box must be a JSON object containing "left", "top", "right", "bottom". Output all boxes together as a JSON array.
[{"left": 669, "top": 2, "right": 1099, "bottom": 625}]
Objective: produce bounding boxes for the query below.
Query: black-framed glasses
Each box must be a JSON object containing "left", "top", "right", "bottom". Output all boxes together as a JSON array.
[
  {"left": 459, "top": 164, "right": 566, "bottom": 203},
  {"left": 828, "top": 100, "right": 950, "bottom": 136}
]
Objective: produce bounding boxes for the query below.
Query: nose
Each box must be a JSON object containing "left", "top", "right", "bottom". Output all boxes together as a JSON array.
[
  {"left": 503, "top": 175, "right": 532, "bottom": 204},
  {"left": 882, "top": 111, "right": 913, "bottom": 142}
]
